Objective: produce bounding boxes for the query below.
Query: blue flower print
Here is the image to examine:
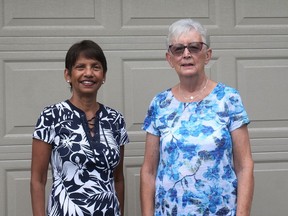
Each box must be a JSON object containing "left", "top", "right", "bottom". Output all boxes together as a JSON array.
[{"left": 143, "top": 83, "right": 249, "bottom": 215}]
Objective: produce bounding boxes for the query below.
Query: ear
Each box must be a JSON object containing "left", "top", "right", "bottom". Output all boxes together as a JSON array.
[
  {"left": 204, "top": 48, "right": 212, "bottom": 65},
  {"left": 166, "top": 52, "right": 174, "bottom": 68},
  {"left": 64, "top": 69, "right": 70, "bottom": 82}
]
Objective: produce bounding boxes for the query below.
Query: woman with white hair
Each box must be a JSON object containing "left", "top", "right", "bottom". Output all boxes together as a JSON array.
[{"left": 140, "top": 19, "right": 254, "bottom": 216}]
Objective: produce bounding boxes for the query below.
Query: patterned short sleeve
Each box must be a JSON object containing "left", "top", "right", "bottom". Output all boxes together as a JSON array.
[
  {"left": 118, "top": 113, "right": 129, "bottom": 146},
  {"left": 227, "top": 88, "right": 250, "bottom": 132},
  {"left": 142, "top": 97, "right": 160, "bottom": 136},
  {"left": 32, "top": 106, "right": 56, "bottom": 144}
]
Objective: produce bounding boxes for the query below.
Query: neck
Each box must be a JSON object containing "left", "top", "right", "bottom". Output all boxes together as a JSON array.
[
  {"left": 179, "top": 74, "right": 207, "bottom": 90},
  {"left": 178, "top": 76, "right": 209, "bottom": 101},
  {"left": 69, "top": 95, "right": 99, "bottom": 114}
]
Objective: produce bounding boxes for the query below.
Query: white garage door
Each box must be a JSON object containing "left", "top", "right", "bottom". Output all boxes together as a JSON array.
[{"left": 0, "top": 0, "right": 287, "bottom": 215}]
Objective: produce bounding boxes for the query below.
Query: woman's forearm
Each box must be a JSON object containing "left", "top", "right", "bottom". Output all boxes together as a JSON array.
[
  {"left": 30, "top": 181, "right": 46, "bottom": 216},
  {"left": 140, "top": 170, "right": 156, "bottom": 216},
  {"left": 115, "top": 178, "right": 125, "bottom": 216},
  {"left": 236, "top": 165, "right": 254, "bottom": 216}
]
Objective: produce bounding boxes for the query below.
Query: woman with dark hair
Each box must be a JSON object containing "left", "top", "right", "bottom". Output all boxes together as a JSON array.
[{"left": 31, "top": 40, "right": 129, "bottom": 216}]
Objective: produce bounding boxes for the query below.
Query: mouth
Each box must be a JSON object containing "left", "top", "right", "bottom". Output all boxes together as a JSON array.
[
  {"left": 80, "top": 80, "right": 96, "bottom": 86},
  {"left": 181, "top": 63, "right": 194, "bottom": 67}
]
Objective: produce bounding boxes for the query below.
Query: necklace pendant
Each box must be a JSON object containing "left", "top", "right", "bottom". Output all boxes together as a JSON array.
[{"left": 190, "top": 96, "right": 194, "bottom": 100}]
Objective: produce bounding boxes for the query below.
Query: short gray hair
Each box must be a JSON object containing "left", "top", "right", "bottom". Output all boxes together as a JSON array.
[{"left": 166, "top": 19, "right": 208, "bottom": 49}]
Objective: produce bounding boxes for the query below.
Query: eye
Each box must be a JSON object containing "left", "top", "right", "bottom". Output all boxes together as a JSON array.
[
  {"left": 74, "top": 64, "right": 85, "bottom": 70},
  {"left": 92, "top": 64, "right": 102, "bottom": 70},
  {"left": 170, "top": 44, "right": 185, "bottom": 55},
  {"left": 188, "top": 43, "right": 201, "bottom": 51},
  {"left": 175, "top": 46, "right": 184, "bottom": 52}
]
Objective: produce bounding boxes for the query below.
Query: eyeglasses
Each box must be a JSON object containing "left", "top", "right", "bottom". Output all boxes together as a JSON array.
[{"left": 168, "top": 42, "right": 208, "bottom": 56}]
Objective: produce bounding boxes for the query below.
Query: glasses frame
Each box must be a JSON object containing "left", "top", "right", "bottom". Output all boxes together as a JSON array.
[{"left": 168, "top": 42, "right": 209, "bottom": 56}]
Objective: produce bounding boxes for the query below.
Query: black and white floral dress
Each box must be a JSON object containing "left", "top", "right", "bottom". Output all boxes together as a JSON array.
[{"left": 33, "top": 100, "right": 129, "bottom": 216}]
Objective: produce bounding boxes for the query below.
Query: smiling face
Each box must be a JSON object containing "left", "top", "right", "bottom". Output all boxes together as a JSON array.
[
  {"left": 64, "top": 55, "right": 105, "bottom": 98},
  {"left": 166, "top": 30, "right": 211, "bottom": 78}
]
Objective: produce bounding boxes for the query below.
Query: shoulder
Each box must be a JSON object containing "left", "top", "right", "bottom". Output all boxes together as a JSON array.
[
  {"left": 34, "top": 101, "right": 70, "bottom": 130},
  {"left": 154, "top": 88, "right": 172, "bottom": 99},
  {"left": 40, "top": 100, "right": 74, "bottom": 118},
  {"left": 213, "top": 83, "right": 247, "bottom": 117},
  {"left": 43, "top": 100, "right": 71, "bottom": 111},
  {"left": 43, "top": 100, "right": 68, "bottom": 109},
  {"left": 99, "top": 104, "right": 128, "bottom": 129},
  {"left": 149, "top": 88, "right": 173, "bottom": 105},
  {"left": 213, "top": 83, "right": 241, "bottom": 100},
  {"left": 216, "top": 83, "right": 238, "bottom": 93},
  {"left": 100, "top": 104, "right": 124, "bottom": 118}
]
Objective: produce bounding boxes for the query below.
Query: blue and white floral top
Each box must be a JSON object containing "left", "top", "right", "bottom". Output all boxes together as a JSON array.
[
  {"left": 33, "top": 100, "right": 129, "bottom": 216},
  {"left": 142, "top": 83, "right": 250, "bottom": 216}
]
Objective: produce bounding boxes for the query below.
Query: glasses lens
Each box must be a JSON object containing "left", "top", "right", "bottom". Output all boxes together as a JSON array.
[
  {"left": 169, "top": 44, "right": 185, "bottom": 56},
  {"left": 169, "top": 42, "right": 206, "bottom": 56},
  {"left": 187, "top": 42, "right": 203, "bottom": 53}
]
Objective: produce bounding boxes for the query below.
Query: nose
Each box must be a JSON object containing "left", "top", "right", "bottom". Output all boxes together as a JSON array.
[
  {"left": 183, "top": 47, "right": 192, "bottom": 58},
  {"left": 84, "top": 67, "right": 94, "bottom": 76}
]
